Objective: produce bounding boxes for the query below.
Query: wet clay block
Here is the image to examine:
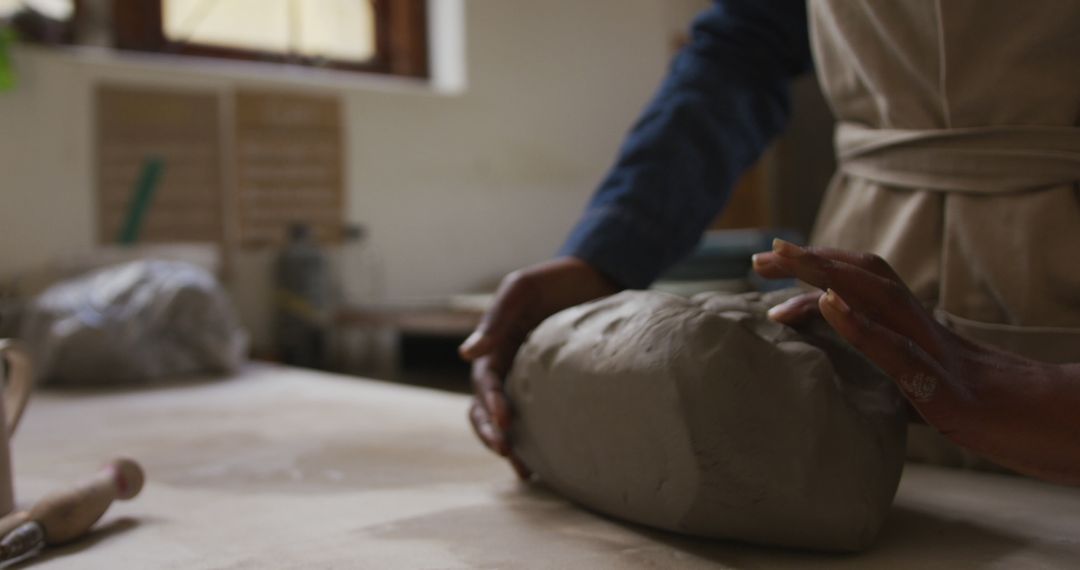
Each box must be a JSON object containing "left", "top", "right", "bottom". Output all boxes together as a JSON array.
[{"left": 507, "top": 290, "right": 907, "bottom": 552}]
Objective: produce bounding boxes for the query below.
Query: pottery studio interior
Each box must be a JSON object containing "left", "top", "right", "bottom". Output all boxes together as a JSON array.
[{"left": 0, "top": 0, "right": 1078, "bottom": 567}]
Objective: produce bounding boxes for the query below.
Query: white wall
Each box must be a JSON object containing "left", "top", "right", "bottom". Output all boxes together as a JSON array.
[{"left": 0, "top": 0, "right": 708, "bottom": 349}]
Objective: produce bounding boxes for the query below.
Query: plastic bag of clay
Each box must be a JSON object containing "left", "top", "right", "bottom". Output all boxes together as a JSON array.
[{"left": 19, "top": 260, "right": 248, "bottom": 386}]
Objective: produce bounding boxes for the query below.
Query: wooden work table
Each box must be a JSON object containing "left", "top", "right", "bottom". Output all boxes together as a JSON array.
[{"left": 8, "top": 364, "right": 1080, "bottom": 568}]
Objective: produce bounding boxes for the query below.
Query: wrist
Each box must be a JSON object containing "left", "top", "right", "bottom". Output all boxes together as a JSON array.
[{"left": 561, "top": 256, "right": 622, "bottom": 296}]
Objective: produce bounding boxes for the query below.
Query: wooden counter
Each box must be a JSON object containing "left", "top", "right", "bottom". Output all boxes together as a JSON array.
[{"left": 9, "top": 364, "right": 1080, "bottom": 568}]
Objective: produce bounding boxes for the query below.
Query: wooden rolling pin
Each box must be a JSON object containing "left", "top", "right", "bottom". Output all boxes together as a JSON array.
[{"left": 0, "top": 458, "right": 145, "bottom": 562}]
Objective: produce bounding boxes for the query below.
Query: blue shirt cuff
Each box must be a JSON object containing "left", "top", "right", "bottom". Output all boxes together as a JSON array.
[{"left": 559, "top": 205, "right": 673, "bottom": 290}]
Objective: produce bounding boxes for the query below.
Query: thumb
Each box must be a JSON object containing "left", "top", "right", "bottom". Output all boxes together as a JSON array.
[
  {"left": 459, "top": 329, "right": 497, "bottom": 360},
  {"left": 459, "top": 272, "right": 536, "bottom": 361}
]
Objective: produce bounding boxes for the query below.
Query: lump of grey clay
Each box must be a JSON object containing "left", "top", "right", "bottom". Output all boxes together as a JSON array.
[{"left": 506, "top": 290, "right": 907, "bottom": 552}]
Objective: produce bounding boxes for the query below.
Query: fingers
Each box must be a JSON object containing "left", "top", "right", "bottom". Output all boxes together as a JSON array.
[
  {"left": 768, "top": 240, "right": 945, "bottom": 360},
  {"left": 469, "top": 399, "right": 534, "bottom": 480},
  {"left": 461, "top": 276, "right": 528, "bottom": 464},
  {"left": 469, "top": 400, "right": 509, "bottom": 455},
  {"left": 819, "top": 290, "right": 962, "bottom": 429},
  {"left": 752, "top": 251, "right": 795, "bottom": 279},
  {"left": 766, "top": 290, "right": 824, "bottom": 325},
  {"left": 469, "top": 359, "right": 510, "bottom": 451},
  {"left": 459, "top": 330, "right": 496, "bottom": 361},
  {"left": 753, "top": 242, "right": 903, "bottom": 282},
  {"left": 472, "top": 356, "right": 512, "bottom": 430},
  {"left": 509, "top": 455, "right": 533, "bottom": 481}
]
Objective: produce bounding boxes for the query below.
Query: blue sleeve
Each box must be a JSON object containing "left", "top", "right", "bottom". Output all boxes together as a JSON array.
[{"left": 558, "top": 0, "right": 812, "bottom": 289}]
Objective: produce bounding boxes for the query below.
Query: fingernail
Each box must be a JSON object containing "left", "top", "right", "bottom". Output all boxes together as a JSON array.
[
  {"left": 459, "top": 331, "right": 484, "bottom": 355},
  {"left": 772, "top": 238, "right": 805, "bottom": 258},
  {"left": 766, "top": 305, "right": 783, "bottom": 321},
  {"left": 767, "top": 296, "right": 797, "bottom": 317},
  {"left": 824, "top": 289, "right": 850, "bottom": 314}
]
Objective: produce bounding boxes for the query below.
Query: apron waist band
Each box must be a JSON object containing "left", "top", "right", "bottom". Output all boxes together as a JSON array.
[{"left": 836, "top": 122, "right": 1080, "bottom": 193}]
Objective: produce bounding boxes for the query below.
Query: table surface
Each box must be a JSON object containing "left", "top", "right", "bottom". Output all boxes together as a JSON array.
[{"left": 7, "top": 364, "right": 1080, "bottom": 569}]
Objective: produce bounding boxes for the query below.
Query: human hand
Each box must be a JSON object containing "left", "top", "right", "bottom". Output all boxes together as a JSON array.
[
  {"left": 460, "top": 257, "right": 621, "bottom": 479},
  {"left": 752, "top": 239, "right": 1080, "bottom": 484}
]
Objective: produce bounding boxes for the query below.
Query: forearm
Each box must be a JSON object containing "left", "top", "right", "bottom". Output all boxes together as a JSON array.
[
  {"left": 561, "top": 0, "right": 812, "bottom": 289},
  {"left": 757, "top": 241, "right": 1080, "bottom": 486},
  {"left": 961, "top": 355, "right": 1080, "bottom": 484},
  {"left": 1011, "top": 362, "right": 1080, "bottom": 484}
]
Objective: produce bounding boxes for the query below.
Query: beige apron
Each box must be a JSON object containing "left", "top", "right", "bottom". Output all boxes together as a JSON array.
[{"left": 806, "top": 1, "right": 1080, "bottom": 466}]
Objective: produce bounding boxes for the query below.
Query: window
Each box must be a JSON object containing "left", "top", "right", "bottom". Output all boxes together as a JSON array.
[
  {"left": 162, "top": 0, "right": 377, "bottom": 64},
  {"left": 5, "top": 0, "right": 428, "bottom": 78},
  {"left": 0, "top": 0, "right": 73, "bottom": 21},
  {"left": 116, "top": 0, "right": 428, "bottom": 77},
  {"left": 0, "top": 0, "right": 77, "bottom": 44}
]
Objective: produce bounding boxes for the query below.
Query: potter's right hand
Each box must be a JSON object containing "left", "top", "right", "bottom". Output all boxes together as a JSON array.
[{"left": 460, "top": 257, "right": 621, "bottom": 479}]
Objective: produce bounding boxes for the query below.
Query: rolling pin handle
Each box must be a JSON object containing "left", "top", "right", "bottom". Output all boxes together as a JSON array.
[
  {"left": 30, "top": 457, "right": 145, "bottom": 545},
  {"left": 110, "top": 457, "right": 145, "bottom": 500}
]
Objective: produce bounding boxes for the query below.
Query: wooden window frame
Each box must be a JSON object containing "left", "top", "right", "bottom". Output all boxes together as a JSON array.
[{"left": 112, "top": 0, "right": 428, "bottom": 78}]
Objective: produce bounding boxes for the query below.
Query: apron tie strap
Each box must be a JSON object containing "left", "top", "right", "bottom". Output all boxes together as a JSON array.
[{"left": 836, "top": 122, "right": 1080, "bottom": 193}]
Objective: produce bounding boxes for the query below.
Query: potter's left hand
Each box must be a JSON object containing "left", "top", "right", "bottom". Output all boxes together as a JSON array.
[{"left": 752, "top": 239, "right": 1080, "bottom": 485}]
